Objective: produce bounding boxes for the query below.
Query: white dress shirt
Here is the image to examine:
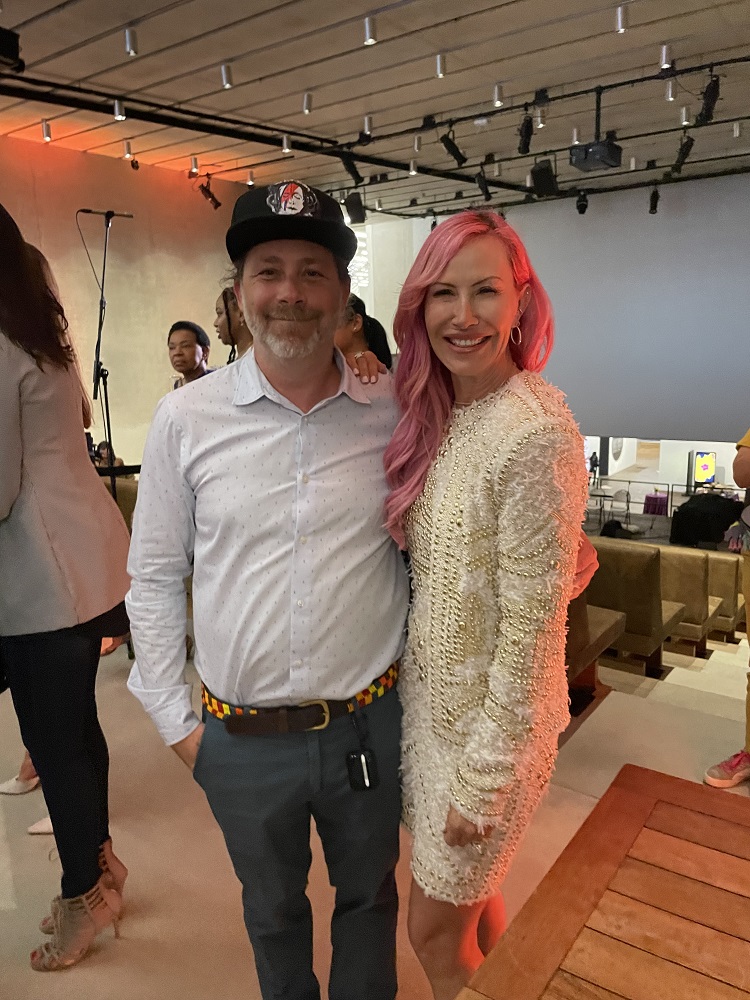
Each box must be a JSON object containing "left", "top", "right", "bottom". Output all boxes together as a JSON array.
[{"left": 127, "top": 350, "right": 410, "bottom": 745}]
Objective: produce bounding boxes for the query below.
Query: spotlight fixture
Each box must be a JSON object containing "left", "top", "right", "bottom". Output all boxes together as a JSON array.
[
  {"left": 525, "top": 172, "right": 533, "bottom": 188},
  {"left": 660, "top": 44, "right": 671, "bottom": 70},
  {"left": 695, "top": 75, "right": 720, "bottom": 126},
  {"left": 130, "top": 159, "right": 139, "bottom": 171},
  {"left": 431, "top": 215, "right": 438, "bottom": 231},
  {"left": 493, "top": 83, "right": 504, "bottom": 108},
  {"left": 409, "top": 159, "right": 417, "bottom": 176},
  {"left": 199, "top": 178, "right": 221, "bottom": 210},
  {"left": 41, "top": 119, "right": 51, "bottom": 142},
  {"left": 375, "top": 198, "right": 383, "bottom": 211},
  {"left": 413, "top": 135, "right": 422, "bottom": 153},
  {"left": 436, "top": 53, "right": 446, "bottom": 78},
  {"left": 123, "top": 140, "right": 133, "bottom": 159},
  {"left": 680, "top": 105, "right": 691, "bottom": 126},
  {"left": 734, "top": 121, "right": 742, "bottom": 139},
  {"left": 341, "top": 154, "right": 364, "bottom": 186},
  {"left": 344, "top": 191, "right": 366, "bottom": 224},
  {"left": 615, "top": 5, "right": 628, "bottom": 33},
  {"left": 114, "top": 99, "right": 126, "bottom": 121},
  {"left": 303, "top": 91, "right": 313, "bottom": 115},
  {"left": 630, "top": 156, "right": 637, "bottom": 170},
  {"left": 671, "top": 133, "right": 695, "bottom": 174},
  {"left": 454, "top": 190, "right": 463, "bottom": 199},
  {"left": 649, "top": 186, "right": 660, "bottom": 214},
  {"left": 517, "top": 113, "right": 533, "bottom": 155},
  {"left": 363, "top": 114, "right": 373, "bottom": 136},
  {"left": 571, "top": 127, "right": 580, "bottom": 145},
  {"left": 665, "top": 79, "right": 675, "bottom": 102},
  {"left": 493, "top": 161, "right": 501, "bottom": 178},
  {"left": 576, "top": 191, "right": 588, "bottom": 215},
  {"left": 246, "top": 170, "right": 254, "bottom": 187},
  {"left": 188, "top": 155, "right": 199, "bottom": 177},
  {"left": 534, "top": 107, "right": 546, "bottom": 129},
  {"left": 221, "top": 63, "right": 233, "bottom": 90},
  {"left": 475, "top": 170, "right": 491, "bottom": 202},
  {"left": 125, "top": 27, "right": 138, "bottom": 58},
  {"left": 439, "top": 130, "right": 467, "bottom": 167},
  {"left": 408, "top": 197, "right": 418, "bottom": 208},
  {"left": 282, "top": 134, "right": 292, "bottom": 154},
  {"left": 364, "top": 15, "right": 377, "bottom": 45}
]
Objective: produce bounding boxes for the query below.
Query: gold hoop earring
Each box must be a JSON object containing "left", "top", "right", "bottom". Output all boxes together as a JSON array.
[{"left": 510, "top": 325, "right": 522, "bottom": 346}]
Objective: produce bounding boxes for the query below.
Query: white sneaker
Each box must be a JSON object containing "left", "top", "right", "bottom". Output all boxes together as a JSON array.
[
  {"left": 0, "top": 774, "right": 40, "bottom": 795},
  {"left": 27, "top": 815, "right": 54, "bottom": 835}
]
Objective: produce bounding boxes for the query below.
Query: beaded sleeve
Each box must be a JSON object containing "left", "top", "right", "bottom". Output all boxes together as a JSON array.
[{"left": 449, "top": 424, "right": 588, "bottom": 829}]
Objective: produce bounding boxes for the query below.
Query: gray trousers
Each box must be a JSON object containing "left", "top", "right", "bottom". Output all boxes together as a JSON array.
[{"left": 193, "top": 686, "right": 402, "bottom": 1000}]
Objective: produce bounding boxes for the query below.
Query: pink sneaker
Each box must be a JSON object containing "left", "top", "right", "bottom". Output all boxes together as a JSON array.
[{"left": 704, "top": 750, "right": 750, "bottom": 788}]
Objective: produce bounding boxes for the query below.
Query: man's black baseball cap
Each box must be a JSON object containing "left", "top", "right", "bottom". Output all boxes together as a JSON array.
[{"left": 226, "top": 180, "right": 358, "bottom": 265}]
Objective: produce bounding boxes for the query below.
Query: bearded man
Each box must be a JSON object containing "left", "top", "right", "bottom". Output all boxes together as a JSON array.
[{"left": 126, "top": 182, "right": 409, "bottom": 1000}]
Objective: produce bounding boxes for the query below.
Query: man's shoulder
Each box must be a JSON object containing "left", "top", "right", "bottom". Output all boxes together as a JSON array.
[{"left": 356, "top": 370, "right": 396, "bottom": 407}]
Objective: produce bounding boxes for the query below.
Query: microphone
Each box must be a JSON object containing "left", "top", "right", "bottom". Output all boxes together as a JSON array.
[{"left": 79, "top": 209, "right": 134, "bottom": 219}]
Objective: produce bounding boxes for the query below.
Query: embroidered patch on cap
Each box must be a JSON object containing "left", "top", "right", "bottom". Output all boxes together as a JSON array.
[{"left": 266, "top": 181, "right": 320, "bottom": 217}]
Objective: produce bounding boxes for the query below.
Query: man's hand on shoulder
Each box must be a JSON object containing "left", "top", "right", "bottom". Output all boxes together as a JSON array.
[{"left": 171, "top": 722, "right": 205, "bottom": 770}]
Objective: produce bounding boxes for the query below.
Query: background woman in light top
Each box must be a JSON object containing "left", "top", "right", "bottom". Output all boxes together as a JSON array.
[
  {"left": 383, "top": 211, "right": 589, "bottom": 999},
  {"left": 0, "top": 203, "right": 130, "bottom": 971}
]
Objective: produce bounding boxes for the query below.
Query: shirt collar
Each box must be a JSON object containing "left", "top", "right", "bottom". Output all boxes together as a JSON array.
[{"left": 233, "top": 347, "right": 371, "bottom": 408}]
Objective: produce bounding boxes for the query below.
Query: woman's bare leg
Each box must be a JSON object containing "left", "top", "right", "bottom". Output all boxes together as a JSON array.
[
  {"left": 18, "top": 750, "right": 37, "bottom": 783},
  {"left": 408, "top": 880, "right": 485, "bottom": 1000},
  {"left": 477, "top": 893, "right": 506, "bottom": 956}
]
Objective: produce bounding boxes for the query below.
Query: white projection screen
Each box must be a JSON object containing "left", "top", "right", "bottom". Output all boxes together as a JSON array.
[{"left": 504, "top": 173, "right": 750, "bottom": 442}]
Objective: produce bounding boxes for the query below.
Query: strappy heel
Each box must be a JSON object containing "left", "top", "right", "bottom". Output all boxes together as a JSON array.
[
  {"left": 30, "top": 877, "right": 121, "bottom": 971},
  {"left": 40, "top": 839, "right": 128, "bottom": 934}
]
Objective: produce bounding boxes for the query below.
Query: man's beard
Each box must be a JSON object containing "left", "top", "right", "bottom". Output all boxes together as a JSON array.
[{"left": 244, "top": 304, "right": 339, "bottom": 360}]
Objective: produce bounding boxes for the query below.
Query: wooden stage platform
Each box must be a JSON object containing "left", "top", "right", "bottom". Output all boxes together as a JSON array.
[{"left": 460, "top": 764, "right": 750, "bottom": 1000}]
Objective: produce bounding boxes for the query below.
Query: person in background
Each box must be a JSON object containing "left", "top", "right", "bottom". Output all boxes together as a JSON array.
[
  {"left": 383, "top": 210, "right": 588, "bottom": 999},
  {"left": 334, "top": 294, "right": 393, "bottom": 370},
  {"left": 705, "top": 427, "right": 750, "bottom": 789},
  {"left": 214, "top": 286, "right": 253, "bottom": 362},
  {"left": 0, "top": 205, "right": 130, "bottom": 970},
  {"left": 168, "top": 320, "right": 213, "bottom": 388}
]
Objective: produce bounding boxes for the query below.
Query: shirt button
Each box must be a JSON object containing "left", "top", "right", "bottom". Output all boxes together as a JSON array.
[
  {"left": 300, "top": 536, "right": 308, "bottom": 544},
  {"left": 297, "top": 599, "right": 304, "bottom": 607},
  {"left": 302, "top": 474, "right": 310, "bottom": 484}
]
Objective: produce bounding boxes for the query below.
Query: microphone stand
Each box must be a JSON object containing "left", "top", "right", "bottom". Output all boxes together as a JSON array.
[{"left": 91, "top": 211, "right": 117, "bottom": 503}]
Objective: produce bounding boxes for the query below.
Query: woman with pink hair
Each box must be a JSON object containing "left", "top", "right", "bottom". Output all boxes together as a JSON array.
[{"left": 384, "top": 210, "right": 588, "bottom": 999}]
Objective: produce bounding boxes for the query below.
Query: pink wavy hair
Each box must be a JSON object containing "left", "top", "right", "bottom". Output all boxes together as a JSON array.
[{"left": 384, "top": 209, "right": 554, "bottom": 548}]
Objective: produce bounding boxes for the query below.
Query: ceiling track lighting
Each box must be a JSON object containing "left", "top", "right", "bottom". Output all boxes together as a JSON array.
[
  {"left": 363, "top": 114, "right": 373, "bottom": 135},
  {"left": 649, "top": 186, "right": 660, "bottom": 214},
  {"left": 671, "top": 132, "right": 695, "bottom": 174},
  {"left": 534, "top": 107, "right": 546, "bottom": 129},
  {"left": 413, "top": 135, "right": 422, "bottom": 153},
  {"left": 439, "top": 130, "right": 467, "bottom": 167},
  {"left": 660, "top": 44, "right": 671, "bottom": 70},
  {"left": 665, "top": 79, "right": 675, "bottom": 102},
  {"left": 436, "top": 53, "right": 446, "bottom": 78},
  {"left": 409, "top": 159, "right": 417, "bottom": 176},
  {"left": 571, "top": 127, "right": 580, "bottom": 145},
  {"left": 188, "top": 155, "right": 199, "bottom": 177},
  {"left": 282, "top": 134, "right": 292, "bottom": 154},
  {"left": 615, "top": 5, "right": 628, "bottom": 33},
  {"left": 199, "top": 177, "right": 221, "bottom": 210},
  {"left": 695, "top": 75, "right": 720, "bottom": 126},
  {"left": 341, "top": 153, "right": 364, "bottom": 186},
  {"left": 630, "top": 156, "right": 637, "bottom": 170},
  {"left": 303, "top": 91, "right": 313, "bottom": 115},
  {"left": 517, "top": 113, "right": 533, "bottom": 155},
  {"left": 123, "top": 140, "right": 132, "bottom": 159},
  {"left": 114, "top": 99, "right": 126, "bottom": 121},
  {"left": 493, "top": 83, "right": 504, "bottom": 108},
  {"left": 525, "top": 172, "right": 533, "bottom": 189},
  {"left": 375, "top": 197, "right": 383, "bottom": 211},
  {"left": 41, "top": 119, "right": 51, "bottom": 142},
  {"left": 246, "top": 170, "right": 254, "bottom": 187},
  {"left": 221, "top": 63, "right": 233, "bottom": 90},
  {"left": 125, "top": 27, "right": 138, "bottom": 58},
  {"left": 576, "top": 191, "right": 588, "bottom": 215},
  {"left": 364, "top": 15, "right": 377, "bottom": 46},
  {"left": 733, "top": 121, "right": 742, "bottom": 139},
  {"left": 493, "top": 160, "right": 501, "bottom": 178},
  {"left": 475, "top": 170, "right": 491, "bottom": 202}
]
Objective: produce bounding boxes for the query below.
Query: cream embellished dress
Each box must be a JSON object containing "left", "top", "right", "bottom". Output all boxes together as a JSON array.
[{"left": 400, "top": 371, "right": 588, "bottom": 904}]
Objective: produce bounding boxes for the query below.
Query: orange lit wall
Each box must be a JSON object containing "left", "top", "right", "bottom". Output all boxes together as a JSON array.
[{"left": 1, "top": 135, "right": 244, "bottom": 462}]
